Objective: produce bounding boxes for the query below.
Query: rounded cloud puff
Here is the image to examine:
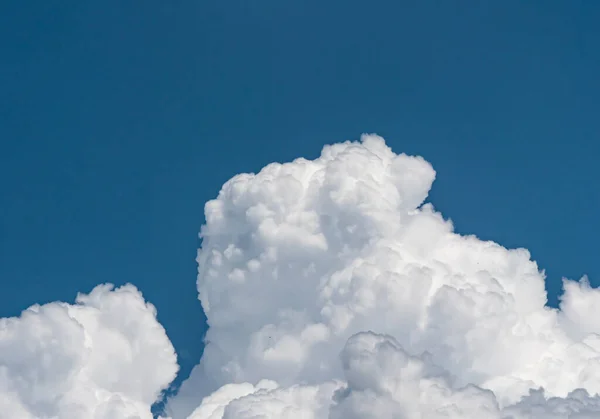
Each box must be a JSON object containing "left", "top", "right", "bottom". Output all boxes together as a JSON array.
[
  {"left": 0, "top": 284, "right": 178, "bottom": 418},
  {"left": 167, "top": 135, "right": 600, "bottom": 419}
]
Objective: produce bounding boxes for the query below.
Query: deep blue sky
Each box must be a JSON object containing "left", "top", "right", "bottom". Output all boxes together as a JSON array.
[{"left": 1, "top": 0, "right": 599, "bottom": 398}]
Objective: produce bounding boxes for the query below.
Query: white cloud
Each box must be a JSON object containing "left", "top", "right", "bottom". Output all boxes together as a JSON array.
[
  {"left": 4, "top": 134, "right": 600, "bottom": 419},
  {"left": 166, "top": 135, "right": 600, "bottom": 419},
  {"left": 0, "top": 284, "right": 178, "bottom": 419}
]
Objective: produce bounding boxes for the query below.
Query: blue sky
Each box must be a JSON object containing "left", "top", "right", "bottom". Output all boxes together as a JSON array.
[{"left": 1, "top": 0, "right": 599, "bottom": 400}]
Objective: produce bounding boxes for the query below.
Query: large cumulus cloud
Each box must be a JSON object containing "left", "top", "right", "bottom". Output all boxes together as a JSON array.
[
  {"left": 166, "top": 135, "right": 600, "bottom": 419},
  {"left": 4, "top": 135, "right": 600, "bottom": 419}
]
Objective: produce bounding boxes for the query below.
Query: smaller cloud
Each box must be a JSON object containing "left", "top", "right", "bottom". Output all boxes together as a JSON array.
[{"left": 0, "top": 283, "right": 178, "bottom": 419}]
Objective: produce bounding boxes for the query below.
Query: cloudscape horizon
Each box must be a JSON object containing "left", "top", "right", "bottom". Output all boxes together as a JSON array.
[{"left": 3, "top": 135, "right": 600, "bottom": 419}]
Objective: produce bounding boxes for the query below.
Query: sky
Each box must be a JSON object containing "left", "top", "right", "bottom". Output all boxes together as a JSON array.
[{"left": 1, "top": 1, "right": 600, "bottom": 417}]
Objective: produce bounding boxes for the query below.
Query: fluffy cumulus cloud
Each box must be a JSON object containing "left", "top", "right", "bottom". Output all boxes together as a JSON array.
[
  {"left": 166, "top": 135, "right": 600, "bottom": 419},
  {"left": 0, "top": 284, "right": 178, "bottom": 419},
  {"left": 4, "top": 135, "right": 600, "bottom": 419}
]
